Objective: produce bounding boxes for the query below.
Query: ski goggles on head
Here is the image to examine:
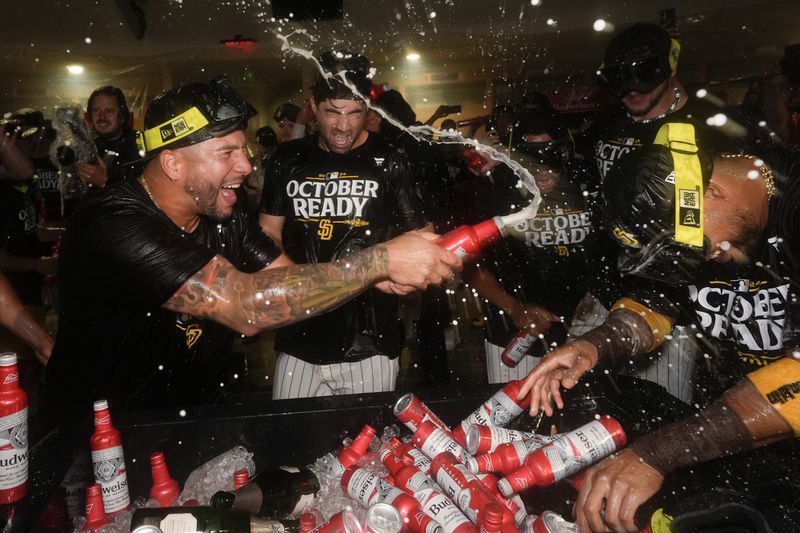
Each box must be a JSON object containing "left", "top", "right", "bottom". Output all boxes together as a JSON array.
[
  {"left": 137, "top": 77, "right": 256, "bottom": 158},
  {"left": 597, "top": 54, "right": 672, "bottom": 97}
]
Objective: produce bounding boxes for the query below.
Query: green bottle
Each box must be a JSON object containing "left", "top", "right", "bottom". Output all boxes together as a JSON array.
[{"left": 130, "top": 506, "right": 299, "bottom": 533}]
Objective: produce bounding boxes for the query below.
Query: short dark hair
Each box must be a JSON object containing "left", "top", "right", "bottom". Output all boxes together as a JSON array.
[
  {"left": 312, "top": 51, "right": 372, "bottom": 103},
  {"left": 87, "top": 86, "right": 130, "bottom": 128}
]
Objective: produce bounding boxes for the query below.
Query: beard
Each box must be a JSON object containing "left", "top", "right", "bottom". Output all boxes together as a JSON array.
[
  {"left": 184, "top": 174, "right": 231, "bottom": 222},
  {"left": 624, "top": 82, "right": 670, "bottom": 118}
]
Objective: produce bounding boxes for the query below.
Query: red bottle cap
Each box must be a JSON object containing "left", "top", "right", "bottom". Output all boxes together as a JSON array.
[{"left": 233, "top": 469, "right": 250, "bottom": 490}]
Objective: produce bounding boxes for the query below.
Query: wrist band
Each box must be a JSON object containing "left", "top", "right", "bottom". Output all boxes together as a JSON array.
[
  {"left": 610, "top": 297, "right": 672, "bottom": 351},
  {"left": 747, "top": 357, "right": 800, "bottom": 436}
]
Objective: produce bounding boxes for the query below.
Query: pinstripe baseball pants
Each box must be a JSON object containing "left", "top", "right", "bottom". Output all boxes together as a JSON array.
[{"left": 271, "top": 352, "right": 400, "bottom": 400}]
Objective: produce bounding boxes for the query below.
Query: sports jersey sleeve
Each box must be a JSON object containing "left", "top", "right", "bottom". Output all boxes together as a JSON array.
[
  {"left": 260, "top": 149, "right": 289, "bottom": 216},
  {"left": 237, "top": 204, "right": 282, "bottom": 272},
  {"left": 383, "top": 149, "right": 428, "bottom": 231},
  {"left": 64, "top": 200, "right": 215, "bottom": 307}
]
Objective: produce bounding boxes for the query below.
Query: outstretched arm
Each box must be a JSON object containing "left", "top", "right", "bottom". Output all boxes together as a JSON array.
[
  {"left": 164, "top": 231, "right": 460, "bottom": 336},
  {"left": 574, "top": 355, "right": 799, "bottom": 533}
]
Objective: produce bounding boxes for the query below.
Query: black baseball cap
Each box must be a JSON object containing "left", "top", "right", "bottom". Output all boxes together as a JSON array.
[{"left": 137, "top": 76, "right": 256, "bottom": 159}]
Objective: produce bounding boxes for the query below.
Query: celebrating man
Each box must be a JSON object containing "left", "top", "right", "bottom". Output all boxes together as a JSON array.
[{"left": 44, "top": 77, "right": 459, "bottom": 415}]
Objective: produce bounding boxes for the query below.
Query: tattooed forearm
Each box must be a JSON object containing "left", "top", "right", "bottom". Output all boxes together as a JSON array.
[{"left": 165, "top": 247, "right": 390, "bottom": 335}]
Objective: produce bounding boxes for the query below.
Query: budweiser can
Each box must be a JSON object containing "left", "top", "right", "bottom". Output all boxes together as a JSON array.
[
  {"left": 436, "top": 219, "right": 503, "bottom": 260},
  {"left": 0, "top": 353, "right": 28, "bottom": 504},
  {"left": 497, "top": 416, "right": 626, "bottom": 496},
  {"left": 83, "top": 483, "right": 112, "bottom": 530},
  {"left": 366, "top": 503, "right": 403, "bottom": 533},
  {"left": 530, "top": 511, "right": 577, "bottom": 533},
  {"left": 468, "top": 435, "right": 557, "bottom": 475},
  {"left": 476, "top": 473, "right": 527, "bottom": 525},
  {"left": 381, "top": 449, "right": 437, "bottom": 495},
  {"left": 413, "top": 422, "right": 469, "bottom": 465},
  {"left": 301, "top": 512, "right": 319, "bottom": 533},
  {"left": 452, "top": 381, "right": 531, "bottom": 446},
  {"left": 339, "top": 424, "right": 377, "bottom": 469},
  {"left": 478, "top": 502, "right": 504, "bottom": 533},
  {"left": 500, "top": 332, "right": 537, "bottom": 368},
  {"left": 394, "top": 394, "right": 451, "bottom": 435},
  {"left": 465, "top": 425, "right": 536, "bottom": 455},
  {"left": 415, "top": 488, "right": 477, "bottom": 533},
  {"left": 379, "top": 486, "right": 441, "bottom": 533},
  {"left": 404, "top": 446, "right": 432, "bottom": 475},
  {"left": 342, "top": 466, "right": 384, "bottom": 508},
  {"left": 90, "top": 399, "right": 130, "bottom": 514},
  {"left": 430, "top": 453, "right": 476, "bottom": 500},
  {"left": 314, "top": 510, "right": 365, "bottom": 533}
]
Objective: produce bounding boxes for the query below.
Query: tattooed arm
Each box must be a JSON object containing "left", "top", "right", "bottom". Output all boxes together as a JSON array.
[{"left": 164, "top": 231, "right": 460, "bottom": 336}]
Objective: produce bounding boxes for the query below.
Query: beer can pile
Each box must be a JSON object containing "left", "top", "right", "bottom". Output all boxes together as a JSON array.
[{"left": 326, "top": 379, "right": 628, "bottom": 533}]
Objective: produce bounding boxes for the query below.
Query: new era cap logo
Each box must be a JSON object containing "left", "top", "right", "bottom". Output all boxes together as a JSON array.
[{"left": 160, "top": 116, "right": 190, "bottom": 142}]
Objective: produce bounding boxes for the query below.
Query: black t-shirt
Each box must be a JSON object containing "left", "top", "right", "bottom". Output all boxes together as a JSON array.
[
  {"left": 0, "top": 182, "right": 42, "bottom": 305},
  {"left": 95, "top": 129, "right": 143, "bottom": 184},
  {"left": 628, "top": 153, "right": 800, "bottom": 398},
  {"left": 32, "top": 156, "right": 63, "bottom": 222},
  {"left": 586, "top": 96, "right": 746, "bottom": 181},
  {"left": 260, "top": 133, "right": 426, "bottom": 364},
  {"left": 479, "top": 161, "right": 617, "bottom": 349},
  {"left": 45, "top": 180, "right": 281, "bottom": 412}
]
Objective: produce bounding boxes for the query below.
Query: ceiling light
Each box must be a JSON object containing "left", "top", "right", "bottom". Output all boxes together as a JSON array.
[
  {"left": 66, "top": 65, "right": 84, "bottom": 75},
  {"left": 406, "top": 52, "right": 421, "bottom": 62},
  {"left": 593, "top": 19, "right": 607, "bottom": 32}
]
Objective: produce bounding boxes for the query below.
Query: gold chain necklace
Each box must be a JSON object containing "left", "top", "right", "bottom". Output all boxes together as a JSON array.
[
  {"left": 719, "top": 153, "right": 776, "bottom": 199},
  {"left": 139, "top": 175, "right": 161, "bottom": 209}
]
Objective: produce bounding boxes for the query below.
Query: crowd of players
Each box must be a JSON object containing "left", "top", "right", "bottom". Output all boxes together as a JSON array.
[{"left": 1, "top": 20, "right": 799, "bottom": 532}]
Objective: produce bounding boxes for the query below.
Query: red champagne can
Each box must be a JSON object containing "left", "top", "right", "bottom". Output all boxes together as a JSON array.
[
  {"left": 530, "top": 511, "right": 578, "bottom": 533},
  {"left": 366, "top": 503, "right": 404, "bottom": 533},
  {"left": 0, "top": 353, "right": 28, "bottom": 504},
  {"left": 414, "top": 488, "right": 477, "bottom": 533},
  {"left": 339, "top": 424, "right": 377, "bottom": 469},
  {"left": 90, "top": 399, "right": 131, "bottom": 515},
  {"left": 312, "top": 510, "right": 364, "bottom": 533},
  {"left": 381, "top": 449, "right": 437, "bottom": 495},
  {"left": 497, "top": 416, "right": 626, "bottom": 496},
  {"left": 467, "top": 435, "right": 557, "bottom": 475},
  {"left": 342, "top": 466, "right": 384, "bottom": 508},
  {"left": 465, "top": 425, "right": 536, "bottom": 456},
  {"left": 412, "top": 422, "right": 470, "bottom": 465},
  {"left": 500, "top": 332, "right": 537, "bottom": 368},
  {"left": 379, "top": 486, "right": 441, "bottom": 533},
  {"left": 83, "top": 484, "right": 111, "bottom": 530},
  {"left": 435, "top": 219, "right": 503, "bottom": 260},
  {"left": 394, "top": 394, "right": 451, "bottom": 435},
  {"left": 452, "top": 381, "right": 531, "bottom": 447}
]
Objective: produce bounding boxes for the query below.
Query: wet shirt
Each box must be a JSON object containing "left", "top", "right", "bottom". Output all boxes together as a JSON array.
[
  {"left": 587, "top": 96, "right": 741, "bottom": 181},
  {"left": 261, "top": 133, "right": 426, "bottom": 364},
  {"left": 32, "top": 156, "right": 63, "bottom": 221},
  {"left": 95, "top": 128, "right": 143, "bottom": 184},
  {"left": 631, "top": 155, "right": 800, "bottom": 396},
  {"left": 0, "top": 181, "right": 42, "bottom": 304},
  {"left": 479, "top": 162, "right": 614, "bottom": 349},
  {"left": 46, "top": 180, "right": 281, "bottom": 412}
]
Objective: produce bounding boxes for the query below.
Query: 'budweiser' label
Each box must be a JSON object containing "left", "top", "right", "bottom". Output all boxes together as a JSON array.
[{"left": 91, "top": 445, "right": 130, "bottom": 513}]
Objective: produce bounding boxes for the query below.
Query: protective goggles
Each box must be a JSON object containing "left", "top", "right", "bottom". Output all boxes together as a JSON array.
[
  {"left": 597, "top": 55, "right": 671, "bottom": 97},
  {"left": 513, "top": 139, "right": 570, "bottom": 169},
  {"left": 616, "top": 229, "right": 707, "bottom": 285},
  {"left": 137, "top": 77, "right": 255, "bottom": 157}
]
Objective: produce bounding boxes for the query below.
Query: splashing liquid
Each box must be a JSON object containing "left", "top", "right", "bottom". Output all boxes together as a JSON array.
[{"left": 275, "top": 31, "right": 542, "bottom": 233}]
